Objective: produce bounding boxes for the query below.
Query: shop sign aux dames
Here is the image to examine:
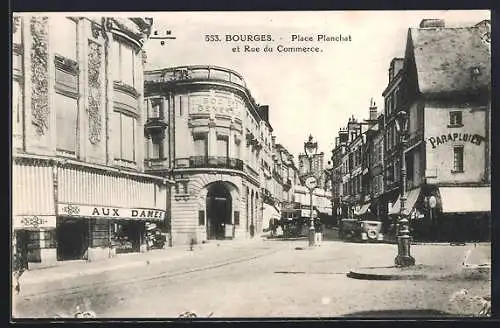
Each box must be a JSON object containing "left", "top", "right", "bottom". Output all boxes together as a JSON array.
[{"left": 58, "top": 203, "right": 165, "bottom": 221}]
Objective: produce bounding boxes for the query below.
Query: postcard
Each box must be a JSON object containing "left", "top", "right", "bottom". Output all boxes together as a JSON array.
[{"left": 11, "top": 10, "right": 491, "bottom": 319}]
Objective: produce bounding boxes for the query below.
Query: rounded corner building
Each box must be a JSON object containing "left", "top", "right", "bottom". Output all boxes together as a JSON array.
[
  {"left": 12, "top": 15, "right": 174, "bottom": 268},
  {"left": 144, "top": 65, "right": 274, "bottom": 245}
]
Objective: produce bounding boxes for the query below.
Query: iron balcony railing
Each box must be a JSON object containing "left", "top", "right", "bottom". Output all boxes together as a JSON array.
[{"left": 176, "top": 156, "right": 244, "bottom": 171}]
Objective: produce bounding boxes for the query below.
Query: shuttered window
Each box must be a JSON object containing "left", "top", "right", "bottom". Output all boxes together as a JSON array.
[
  {"left": 55, "top": 93, "right": 78, "bottom": 154},
  {"left": 113, "top": 111, "right": 136, "bottom": 162}
]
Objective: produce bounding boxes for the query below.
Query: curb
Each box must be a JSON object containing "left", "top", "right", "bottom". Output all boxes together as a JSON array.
[
  {"left": 347, "top": 264, "right": 491, "bottom": 281},
  {"left": 346, "top": 267, "right": 430, "bottom": 281}
]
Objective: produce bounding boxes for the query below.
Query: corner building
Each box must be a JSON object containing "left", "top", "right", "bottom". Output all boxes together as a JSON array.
[
  {"left": 144, "top": 66, "right": 271, "bottom": 245},
  {"left": 12, "top": 15, "right": 171, "bottom": 268}
]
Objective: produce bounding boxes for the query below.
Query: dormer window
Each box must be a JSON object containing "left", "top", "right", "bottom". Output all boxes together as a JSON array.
[{"left": 449, "top": 111, "right": 463, "bottom": 128}]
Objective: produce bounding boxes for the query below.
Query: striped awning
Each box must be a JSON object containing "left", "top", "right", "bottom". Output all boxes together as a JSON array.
[
  {"left": 354, "top": 203, "right": 371, "bottom": 216},
  {"left": 389, "top": 187, "right": 421, "bottom": 216}
]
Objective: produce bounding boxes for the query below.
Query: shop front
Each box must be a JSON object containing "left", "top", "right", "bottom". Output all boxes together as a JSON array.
[
  {"left": 55, "top": 163, "right": 170, "bottom": 261},
  {"left": 12, "top": 158, "right": 58, "bottom": 268},
  {"left": 57, "top": 204, "right": 167, "bottom": 260},
  {"left": 433, "top": 186, "right": 491, "bottom": 242}
]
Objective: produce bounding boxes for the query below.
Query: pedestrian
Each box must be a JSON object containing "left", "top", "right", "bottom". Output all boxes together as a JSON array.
[
  {"left": 314, "top": 217, "right": 323, "bottom": 246},
  {"left": 12, "top": 249, "right": 26, "bottom": 295}
]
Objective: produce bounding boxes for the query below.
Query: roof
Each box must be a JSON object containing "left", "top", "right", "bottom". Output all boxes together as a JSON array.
[{"left": 408, "top": 22, "right": 491, "bottom": 95}]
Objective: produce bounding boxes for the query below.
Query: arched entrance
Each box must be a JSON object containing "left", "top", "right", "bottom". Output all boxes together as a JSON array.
[{"left": 206, "top": 182, "right": 232, "bottom": 240}]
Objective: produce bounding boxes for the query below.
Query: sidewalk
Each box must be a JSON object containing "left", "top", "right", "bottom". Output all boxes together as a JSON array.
[
  {"left": 347, "top": 242, "right": 491, "bottom": 281},
  {"left": 18, "top": 238, "right": 263, "bottom": 286}
]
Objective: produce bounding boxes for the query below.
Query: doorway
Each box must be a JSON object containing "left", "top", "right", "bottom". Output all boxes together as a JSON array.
[
  {"left": 56, "top": 218, "right": 89, "bottom": 261},
  {"left": 206, "top": 183, "right": 232, "bottom": 240}
]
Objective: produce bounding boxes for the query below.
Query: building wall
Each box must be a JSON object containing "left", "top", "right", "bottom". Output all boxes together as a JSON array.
[
  {"left": 144, "top": 66, "right": 271, "bottom": 243},
  {"left": 424, "top": 102, "right": 487, "bottom": 184},
  {"left": 11, "top": 15, "right": 172, "bottom": 267}
]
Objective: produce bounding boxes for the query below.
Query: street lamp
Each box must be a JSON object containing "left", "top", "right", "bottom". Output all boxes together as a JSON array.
[
  {"left": 304, "top": 134, "right": 318, "bottom": 247},
  {"left": 394, "top": 110, "right": 416, "bottom": 267}
]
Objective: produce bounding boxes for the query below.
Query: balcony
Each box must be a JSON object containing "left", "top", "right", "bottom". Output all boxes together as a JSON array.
[
  {"left": 145, "top": 65, "right": 247, "bottom": 88},
  {"left": 175, "top": 156, "right": 244, "bottom": 171},
  {"left": 144, "top": 118, "right": 167, "bottom": 139},
  {"left": 246, "top": 165, "right": 260, "bottom": 181},
  {"left": 145, "top": 158, "right": 170, "bottom": 170}
]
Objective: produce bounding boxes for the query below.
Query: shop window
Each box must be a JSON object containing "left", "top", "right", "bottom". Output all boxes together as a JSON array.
[
  {"left": 90, "top": 220, "right": 110, "bottom": 248},
  {"left": 113, "top": 111, "right": 136, "bottom": 162},
  {"left": 449, "top": 111, "right": 463, "bottom": 127},
  {"left": 198, "top": 210, "right": 205, "bottom": 226},
  {"left": 51, "top": 17, "right": 77, "bottom": 60},
  {"left": 453, "top": 146, "right": 464, "bottom": 173},
  {"left": 43, "top": 230, "right": 57, "bottom": 248},
  {"left": 55, "top": 92, "right": 78, "bottom": 155},
  {"left": 112, "top": 38, "right": 136, "bottom": 88}
]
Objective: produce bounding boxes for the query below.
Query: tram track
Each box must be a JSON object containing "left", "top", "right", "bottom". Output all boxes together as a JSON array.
[{"left": 18, "top": 247, "right": 280, "bottom": 300}]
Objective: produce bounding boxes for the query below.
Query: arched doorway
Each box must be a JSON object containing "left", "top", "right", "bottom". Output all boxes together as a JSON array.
[{"left": 206, "top": 182, "right": 232, "bottom": 240}]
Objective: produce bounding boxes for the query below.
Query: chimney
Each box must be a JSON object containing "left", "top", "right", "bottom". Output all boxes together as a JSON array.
[
  {"left": 419, "top": 19, "right": 445, "bottom": 28},
  {"left": 259, "top": 105, "right": 269, "bottom": 123},
  {"left": 369, "top": 98, "right": 378, "bottom": 121}
]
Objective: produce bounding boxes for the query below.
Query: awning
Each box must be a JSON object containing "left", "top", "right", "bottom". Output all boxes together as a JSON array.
[
  {"left": 263, "top": 203, "right": 281, "bottom": 229},
  {"left": 439, "top": 187, "right": 490, "bottom": 213},
  {"left": 354, "top": 203, "right": 371, "bottom": 216},
  {"left": 389, "top": 187, "right": 421, "bottom": 216}
]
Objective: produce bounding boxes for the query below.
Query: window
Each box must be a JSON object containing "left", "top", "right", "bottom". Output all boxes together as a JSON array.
[
  {"left": 112, "top": 39, "right": 136, "bottom": 87},
  {"left": 51, "top": 17, "right": 77, "bottom": 60},
  {"left": 113, "top": 111, "right": 136, "bottom": 162},
  {"left": 194, "top": 135, "right": 208, "bottom": 158},
  {"left": 55, "top": 93, "right": 78, "bottom": 154},
  {"left": 453, "top": 146, "right": 464, "bottom": 172},
  {"left": 179, "top": 96, "right": 184, "bottom": 116},
  {"left": 449, "top": 111, "right": 463, "bottom": 127},
  {"left": 217, "top": 136, "right": 228, "bottom": 158},
  {"left": 151, "top": 139, "right": 162, "bottom": 159},
  {"left": 12, "top": 79, "right": 22, "bottom": 146},
  {"left": 235, "top": 138, "right": 241, "bottom": 159},
  {"left": 198, "top": 210, "right": 205, "bottom": 226},
  {"left": 147, "top": 98, "right": 162, "bottom": 119}
]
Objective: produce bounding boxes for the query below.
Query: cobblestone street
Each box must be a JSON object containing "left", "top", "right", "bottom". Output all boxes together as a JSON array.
[{"left": 13, "top": 240, "right": 490, "bottom": 318}]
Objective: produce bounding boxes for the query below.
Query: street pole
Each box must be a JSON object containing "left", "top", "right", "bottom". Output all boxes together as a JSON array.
[
  {"left": 304, "top": 134, "right": 318, "bottom": 247},
  {"left": 309, "top": 189, "right": 315, "bottom": 247},
  {"left": 395, "top": 130, "right": 415, "bottom": 267}
]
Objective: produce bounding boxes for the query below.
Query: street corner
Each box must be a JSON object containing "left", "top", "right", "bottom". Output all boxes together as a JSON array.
[
  {"left": 347, "top": 264, "right": 446, "bottom": 281},
  {"left": 437, "top": 265, "right": 491, "bottom": 282}
]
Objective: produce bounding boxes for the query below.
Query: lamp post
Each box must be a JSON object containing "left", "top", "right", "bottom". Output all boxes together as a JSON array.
[
  {"left": 394, "top": 111, "right": 415, "bottom": 267},
  {"left": 304, "top": 135, "right": 318, "bottom": 247}
]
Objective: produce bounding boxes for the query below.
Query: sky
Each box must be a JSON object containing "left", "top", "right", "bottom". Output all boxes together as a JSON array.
[{"left": 142, "top": 10, "right": 490, "bottom": 163}]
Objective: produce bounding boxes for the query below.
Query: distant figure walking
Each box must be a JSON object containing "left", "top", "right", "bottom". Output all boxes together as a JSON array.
[
  {"left": 314, "top": 218, "right": 323, "bottom": 246},
  {"left": 12, "top": 251, "right": 27, "bottom": 295}
]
